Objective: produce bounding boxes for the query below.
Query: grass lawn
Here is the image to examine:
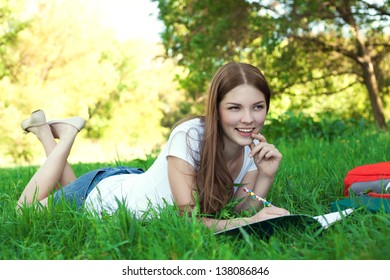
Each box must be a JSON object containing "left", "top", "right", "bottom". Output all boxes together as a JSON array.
[{"left": 0, "top": 127, "right": 389, "bottom": 260}]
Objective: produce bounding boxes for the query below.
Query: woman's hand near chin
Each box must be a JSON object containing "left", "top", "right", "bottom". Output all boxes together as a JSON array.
[{"left": 249, "top": 133, "right": 282, "bottom": 179}]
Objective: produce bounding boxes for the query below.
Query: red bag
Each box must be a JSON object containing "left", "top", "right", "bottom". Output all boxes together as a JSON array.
[{"left": 344, "top": 162, "right": 390, "bottom": 198}]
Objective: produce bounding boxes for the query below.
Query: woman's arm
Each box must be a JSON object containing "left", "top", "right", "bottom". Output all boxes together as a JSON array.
[
  {"left": 233, "top": 170, "right": 274, "bottom": 212},
  {"left": 167, "top": 156, "right": 289, "bottom": 232},
  {"left": 201, "top": 205, "right": 289, "bottom": 232},
  {"left": 167, "top": 156, "right": 197, "bottom": 212}
]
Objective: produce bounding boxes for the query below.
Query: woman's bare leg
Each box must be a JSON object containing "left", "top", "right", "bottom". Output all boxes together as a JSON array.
[
  {"left": 35, "top": 123, "right": 77, "bottom": 186},
  {"left": 18, "top": 123, "right": 79, "bottom": 206}
]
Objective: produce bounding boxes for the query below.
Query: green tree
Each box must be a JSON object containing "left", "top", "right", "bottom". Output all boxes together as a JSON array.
[
  {"left": 0, "top": 0, "right": 27, "bottom": 79},
  {"left": 0, "top": 0, "right": 29, "bottom": 163},
  {"left": 154, "top": 0, "right": 389, "bottom": 129},
  {"left": 0, "top": 0, "right": 184, "bottom": 164}
]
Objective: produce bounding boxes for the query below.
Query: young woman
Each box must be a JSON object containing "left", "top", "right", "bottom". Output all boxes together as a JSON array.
[{"left": 18, "top": 62, "right": 289, "bottom": 232}]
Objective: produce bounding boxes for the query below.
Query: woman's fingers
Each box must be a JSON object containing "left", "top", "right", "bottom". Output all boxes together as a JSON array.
[
  {"left": 258, "top": 144, "right": 276, "bottom": 160},
  {"left": 251, "top": 133, "right": 267, "bottom": 143},
  {"left": 265, "top": 148, "right": 282, "bottom": 160},
  {"left": 265, "top": 206, "right": 290, "bottom": 215},
  {"left": 249, "top": 133, "right": 282, "bottom": 168},
  {"left": 249, "top": 142, "right": 277, "bottom": 160},
  {"left": 253, "top": 206, "right": 290, "bottom": 222},
  {"left": 249, "top": 133, "right": 269, "bottom": 158}
]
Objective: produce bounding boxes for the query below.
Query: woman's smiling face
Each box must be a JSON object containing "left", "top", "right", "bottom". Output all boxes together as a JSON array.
[{"left": 218, "top": 84, "right": 267, "bottom": 149}]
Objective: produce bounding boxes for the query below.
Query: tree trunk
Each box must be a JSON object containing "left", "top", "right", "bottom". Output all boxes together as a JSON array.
[
  {"left": 354, "top": 32, "right": 387, "bottom": 130},
  {"left": 360, "top": 58, "right": 387, "bottom": 130},
  {"left": 338, "top": 2, "right": 387, "bottom": 130}
]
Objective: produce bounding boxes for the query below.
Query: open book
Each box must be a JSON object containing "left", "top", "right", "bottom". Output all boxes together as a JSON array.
[{"left": 215, "top": 208, "right": 354, "bottom": 237}]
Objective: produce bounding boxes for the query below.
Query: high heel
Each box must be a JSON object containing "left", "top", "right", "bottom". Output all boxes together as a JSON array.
[
  {"left": 21, "top": 110, "right": 47, "bottom": 134},
  {"left": 48, "top": 116, "right": 86, "bottom": 132}
]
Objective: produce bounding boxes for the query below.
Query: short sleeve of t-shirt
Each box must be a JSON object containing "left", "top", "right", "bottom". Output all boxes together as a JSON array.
[{"left": 165, "top": 119, "right": 203, "bottom": 169}]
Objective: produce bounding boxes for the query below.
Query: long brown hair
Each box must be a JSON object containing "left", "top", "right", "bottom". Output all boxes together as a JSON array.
[{"left": 197, "top": 62, "right": 272, "bottom": 214}]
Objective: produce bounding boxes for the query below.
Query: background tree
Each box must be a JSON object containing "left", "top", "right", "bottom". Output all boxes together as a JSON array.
[
  {"left": 0, "top": 1, "right": 28, "bottom": 80},
  {"left": 0, "top": 0, "right": 29, "bottom": 162},
  {"left": 0, "top": 0, "right": 184, "bottom": 165},
  {"left": 154, "top": 0, "right": 389, "bottom": 129}
]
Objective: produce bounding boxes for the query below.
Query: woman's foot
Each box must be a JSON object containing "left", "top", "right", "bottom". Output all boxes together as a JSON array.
[
  {"left": 49, "top": 116, "right": 85, "bottom": 139},
  {"left": 21, "top": 110, "right": 47, "bottom": 133}
]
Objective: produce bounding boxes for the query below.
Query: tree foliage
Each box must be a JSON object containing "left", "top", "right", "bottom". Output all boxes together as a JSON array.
[
  {"left": 0, "top": 0, "right": 28, "bottom": 79},
  {"left": 154, "top": 0, "right": 390, "bottom": 128},
  {"left": 0, "top": 0, "right": 184, "bottom": 165}
]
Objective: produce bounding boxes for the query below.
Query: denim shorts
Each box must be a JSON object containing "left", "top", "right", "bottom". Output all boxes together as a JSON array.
[{"left": 53, "top": 166, "right": 144, "bottom": 209}]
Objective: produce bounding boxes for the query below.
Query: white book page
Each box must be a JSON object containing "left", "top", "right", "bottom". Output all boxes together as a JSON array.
[{"left": 313, "top": 208, "right": 354, "bottom": 229}]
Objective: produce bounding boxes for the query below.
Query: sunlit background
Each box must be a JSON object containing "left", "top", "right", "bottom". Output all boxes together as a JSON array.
[
  {"left": 0, "top": 0, "right": 389, "bottom": 167},
  {"left": 97, "top": 0, "right": 163, "bottom": 42},
  {"left": 1, "top": 0, "right": 184, "bottom": 166}
]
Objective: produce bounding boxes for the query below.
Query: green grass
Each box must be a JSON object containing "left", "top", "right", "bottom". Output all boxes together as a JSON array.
[{"left": 1, "top": 127, "right": 389, "bottom": 260}]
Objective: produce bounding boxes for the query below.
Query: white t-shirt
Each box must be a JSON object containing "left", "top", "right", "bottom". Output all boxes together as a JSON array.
[{"left": 84, "top": 118, "right": 257, "bottom": 216}]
